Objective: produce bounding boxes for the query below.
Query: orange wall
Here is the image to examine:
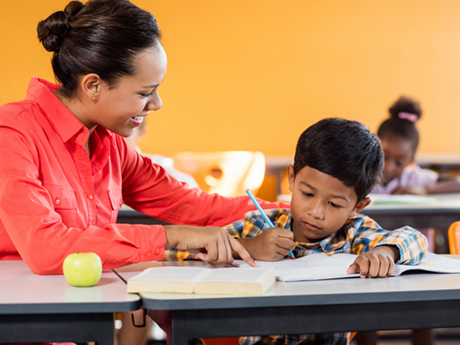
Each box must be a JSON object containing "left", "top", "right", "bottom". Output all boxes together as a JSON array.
[{"left": 2, "top": 1, "right": 460, "bottom": 157}]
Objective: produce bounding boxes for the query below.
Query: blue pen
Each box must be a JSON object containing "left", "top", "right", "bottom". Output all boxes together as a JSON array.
[{"left": 246, "top": 189, "right": 295, "bottom": 258}]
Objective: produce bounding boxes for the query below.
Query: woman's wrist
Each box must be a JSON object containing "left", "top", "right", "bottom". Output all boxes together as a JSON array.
[{"left": 163, "top": 225, "right": 180, "bottom": 249}]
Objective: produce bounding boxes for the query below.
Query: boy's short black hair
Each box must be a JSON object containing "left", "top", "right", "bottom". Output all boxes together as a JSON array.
[{"left": 293, "top": 118, "right": 383, "bottom": 202}]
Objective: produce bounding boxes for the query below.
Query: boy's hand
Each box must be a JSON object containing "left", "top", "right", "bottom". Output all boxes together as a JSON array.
[
  {"left": 236, "top": 227, "right": 296, "bottom": 261},
  {"left": 346, "top": 246, "right": 400, "bottom": 278},
  {"left": 164, "top": 225, "right": 258, "bottom": 267}
]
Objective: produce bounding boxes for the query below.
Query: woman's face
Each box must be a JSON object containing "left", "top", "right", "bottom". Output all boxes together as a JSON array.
[
  {"left": 89, "top": 44, "right": 167, "bottom": 137},
  {"left": 379, "top": 134, "right": 415, "bottom": 186}
]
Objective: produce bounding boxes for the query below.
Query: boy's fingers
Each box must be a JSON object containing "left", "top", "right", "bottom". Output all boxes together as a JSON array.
[
  {"left": 347, "top": 263, "right": 360, "bottom": 274},
  {"left": 387, "top": 259, "right": 395, "bottom": 276},
  {"left": 277, "top": 228, "right": 295, "bottom": 240},
  {"left": 378, "top": 262, "right": 388, "bottom": 277},
  {"left": 378, "top": 256, "right": 394, "bottom": 277},
  {"left": 276, "top": 238, "right": 296, "bottom": 251},
  {"left": 367, "top": 257, "right": 381, "bottom": 277},
  {"left": 352, "top": 257, "right": 370, "bottom": 278}
]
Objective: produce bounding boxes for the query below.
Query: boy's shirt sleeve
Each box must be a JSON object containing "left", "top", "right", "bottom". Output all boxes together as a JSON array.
[
  {"left": 350, "top": 216, "right": 428, "bottom": 265},
  {"left": 233, "top": 208, "right": 290, "bottom": 238}
]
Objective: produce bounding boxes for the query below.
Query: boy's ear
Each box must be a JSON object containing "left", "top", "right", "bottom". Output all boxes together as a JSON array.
[
  {"left": 287, "top": 164, "right": 295, "bottom": 193},
  {"left": 350, "top": 197, "right": 371, "bottom": 217}
]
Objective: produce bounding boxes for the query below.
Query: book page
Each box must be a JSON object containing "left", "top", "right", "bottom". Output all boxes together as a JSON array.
[
  {"left": 394, "top": 252, "right": 460, "bottom": 275},
  {"left": 237, "top": 252, "right": 460, "bottom": 282},
  {"left": 236, "top": 253, "right": 359, "bottom": 282}
]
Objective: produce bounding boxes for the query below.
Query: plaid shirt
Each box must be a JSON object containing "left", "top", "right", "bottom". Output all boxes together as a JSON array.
[{"left": 165, "top": 208, "right": 427, "bottom": 345}]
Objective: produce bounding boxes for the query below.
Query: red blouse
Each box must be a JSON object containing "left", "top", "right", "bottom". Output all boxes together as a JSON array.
[{"left": 0, "top": 78, "right": 286, "bottom": 274}]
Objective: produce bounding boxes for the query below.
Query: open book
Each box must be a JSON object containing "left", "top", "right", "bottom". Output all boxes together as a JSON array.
[
  {"left": 237, "top": 252, "right": 460, "bottom": 282},
  {"left": 127, "top": 266, "right": 275, "bottom": 295}
]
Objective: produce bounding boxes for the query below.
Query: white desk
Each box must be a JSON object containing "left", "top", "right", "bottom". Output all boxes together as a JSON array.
[
  {"left": 115, "top": 259, "right": 460, "bottom": 345},
  {"left": 0, "top": 260, "right": 140, "bottom": 344}
]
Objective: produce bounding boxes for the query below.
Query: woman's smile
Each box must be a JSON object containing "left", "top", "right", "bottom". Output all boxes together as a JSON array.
[{"left": 130, "top": 116, "right": 143, "bottom": 127}]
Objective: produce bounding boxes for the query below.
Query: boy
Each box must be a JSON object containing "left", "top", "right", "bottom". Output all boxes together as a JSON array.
[
  {"left": 166, "top": 118, "right": 427, "bottom": 344},
  {"left": 226, "top": 118, "right": 427, "bottom": 345}
]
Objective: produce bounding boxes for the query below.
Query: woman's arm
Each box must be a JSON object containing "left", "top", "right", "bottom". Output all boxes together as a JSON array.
[{"left": 118, "top": 137, "right": 288, "bottom": 227}]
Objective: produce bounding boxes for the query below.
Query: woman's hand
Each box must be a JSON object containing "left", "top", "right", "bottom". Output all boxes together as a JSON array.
[
  {"left": 164, "top": 225, "right": 257, "bottom": 267},
  {"left": 236, "top": 227, "right": 296, "bottom": 261},
  {"left": 346, "top": 245, "right": 400, "bottom": 278}
]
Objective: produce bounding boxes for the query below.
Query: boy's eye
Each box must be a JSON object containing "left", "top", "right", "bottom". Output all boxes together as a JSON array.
[
  {"left": 329, "top": 202, "right": 342, "bottom": 209},
  {"left": 140, "top": 92, "right": 153, "bottom": 98},
  {"left": 301, "top": 191, "right": 313, "bottom": 197}
]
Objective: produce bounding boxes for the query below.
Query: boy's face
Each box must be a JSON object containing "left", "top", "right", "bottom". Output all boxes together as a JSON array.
[{"left": 287, "top": 165, "right": 370, "bottom": 243}]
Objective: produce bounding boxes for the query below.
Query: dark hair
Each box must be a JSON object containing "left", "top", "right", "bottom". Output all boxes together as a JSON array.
[
  {"left": 37, "top": 0, "right": 162, "bottom": 98},
  {"left": 293, "top": 118, "right": 384, "bottom": 202},
  {"left": 377, "top": 96, "right": 421, "bottom": 153}
]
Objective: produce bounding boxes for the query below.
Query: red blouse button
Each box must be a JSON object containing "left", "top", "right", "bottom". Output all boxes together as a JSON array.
[
  {"left": 54, "top": 199, "right": 60, "bottom": 205},
  {"left": 155, "top": 248, "right": 160, "bottom": 255},
  {"left": 21, "top": 183, "right": 27, "bottom": 188},
  {"left": 145, "top": 251, "right": 152, "bottom": 258},
  {"left": 87, "top": 194, "right": 94, "bottom": 200}
]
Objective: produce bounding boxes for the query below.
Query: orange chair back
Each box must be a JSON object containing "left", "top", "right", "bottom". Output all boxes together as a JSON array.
[{"left": 448, "top": 221, "right": 460, "bottom": 254}]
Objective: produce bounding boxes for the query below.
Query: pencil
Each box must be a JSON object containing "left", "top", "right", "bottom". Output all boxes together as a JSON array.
[{"left": 245, "top": 189, "right": 295, "bottom": 258}]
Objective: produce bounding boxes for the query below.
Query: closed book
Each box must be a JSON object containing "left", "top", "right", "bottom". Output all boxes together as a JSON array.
[{"left": 127, "top": 266, "right": 275, "bottom": 296}]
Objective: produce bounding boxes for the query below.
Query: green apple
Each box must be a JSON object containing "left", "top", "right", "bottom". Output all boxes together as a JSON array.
[{"left": 63, "top": 252, "right": 102, "bottom": 287}]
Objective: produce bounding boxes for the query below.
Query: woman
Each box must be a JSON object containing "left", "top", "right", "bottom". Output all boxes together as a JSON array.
[
  {"left": 0, "top": 0, "right": 286, "bottom": 279},
  {"left": 0, "top": 1, "right": 289, "bottom": 344}
]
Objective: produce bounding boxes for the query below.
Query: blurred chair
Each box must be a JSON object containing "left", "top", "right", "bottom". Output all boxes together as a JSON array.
[
  {"left": 448, "top": 221, "right": 460, "bottom": 254},
  {"left": 173, "top": 151, "right": 266, "bottom": 197}
]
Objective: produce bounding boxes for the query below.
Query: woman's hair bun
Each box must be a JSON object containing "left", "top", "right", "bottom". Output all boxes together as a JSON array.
[{"left": 37, "top": 1, "right": 84, "bottom": 52}]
